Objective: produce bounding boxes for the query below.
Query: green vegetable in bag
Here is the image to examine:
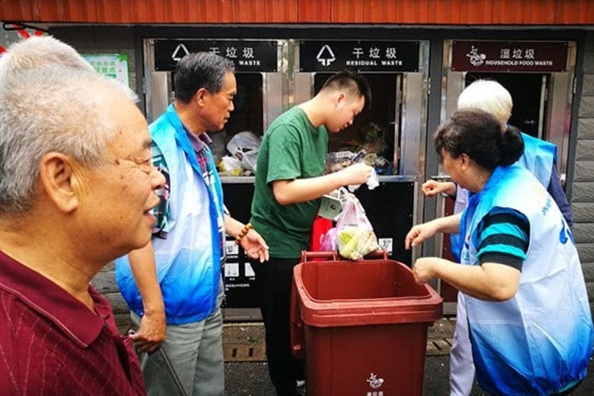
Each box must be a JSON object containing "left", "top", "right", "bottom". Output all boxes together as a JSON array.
[{"left": 335, "top": 195, "right": 378, "bottom": 260}]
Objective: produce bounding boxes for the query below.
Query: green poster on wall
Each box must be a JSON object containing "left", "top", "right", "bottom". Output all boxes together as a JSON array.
[{"left": 83, "top": 54, "right": 130, "bottom": 87}]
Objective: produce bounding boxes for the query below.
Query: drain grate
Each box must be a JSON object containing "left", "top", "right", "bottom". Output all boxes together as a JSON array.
[
  {"left": 224, "top": 343, "right": 267, "bottom": 362},
  {"left": 223, "top": 318, "right": 457, "bottom": 362},
  {"left": 426, "top": 337, "right": 453, "bottom": 356},
  {"left": 224, "top": 338, "right": 453, "bottom": 361}
]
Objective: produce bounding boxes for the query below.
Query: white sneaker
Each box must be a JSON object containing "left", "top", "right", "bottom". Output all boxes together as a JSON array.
[{"left": 296, "top": 379, "right": 306, "bottom": 388}]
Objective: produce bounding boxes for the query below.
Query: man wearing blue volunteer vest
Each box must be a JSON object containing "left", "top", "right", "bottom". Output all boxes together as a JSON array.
[
  {"left": 419, "top": 80, "right": 573, "bottom": 396},
  {"left": 406, "top": 110, "right": 592, "bottom": 396},
  {"left": 116, "top": 52, "right": 269, "bottom": 396}
]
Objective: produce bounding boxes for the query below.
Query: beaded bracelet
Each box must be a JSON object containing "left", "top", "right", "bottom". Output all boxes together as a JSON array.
[{"left": 235, "top": 223, "right": 252, "bottom": 245}]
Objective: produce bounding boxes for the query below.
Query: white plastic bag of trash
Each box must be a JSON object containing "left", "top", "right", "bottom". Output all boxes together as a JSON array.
[{"left": 226, "top": 131, "right": 261, "bottom": 173}]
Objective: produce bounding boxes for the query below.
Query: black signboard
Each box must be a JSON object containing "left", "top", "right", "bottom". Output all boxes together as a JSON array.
[
  {"left": 451, "top": 41, "right": 568, "bottom": 73},
  {"left": 220, "top": 183, "right": 259, "bottom": 310},
  {"left": 299, "top": 41, "right": 420, "bottom": 73},
  {"left": 154, "top": 40, "right": 278, "bottom": 72}
]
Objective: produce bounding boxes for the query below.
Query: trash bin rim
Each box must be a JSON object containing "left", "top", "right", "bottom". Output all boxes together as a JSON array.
[{"left": 293, "top": 259, "right": 443, "bottom": 327}]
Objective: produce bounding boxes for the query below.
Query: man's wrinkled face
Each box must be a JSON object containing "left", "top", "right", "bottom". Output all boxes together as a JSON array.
[
  {"left": 203, "top": 71, "right": 237, "bottom": 132},
  {"left": 76, "top": 93, "right": 165, "bottom": 257}
]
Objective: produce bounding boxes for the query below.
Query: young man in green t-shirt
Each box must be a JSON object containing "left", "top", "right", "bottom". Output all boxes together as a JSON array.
[{"left": 250, "top": 70, "right": 373, "bottom": 396}]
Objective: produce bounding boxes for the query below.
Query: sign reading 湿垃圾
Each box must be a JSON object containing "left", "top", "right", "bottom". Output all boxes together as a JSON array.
[{"left": 451, "top": 41, "right": 568, "bottom": 73}]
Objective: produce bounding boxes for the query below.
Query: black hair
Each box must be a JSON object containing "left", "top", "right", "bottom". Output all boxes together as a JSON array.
[
  {"left": 434, "top": 109, "right": 524, "bottom": 171},
  {"left": 320, "top": 69, "right": 372, "bottom": 111},
  {"left": 173, "top": 52, "right": 235, "bottom": 104}
]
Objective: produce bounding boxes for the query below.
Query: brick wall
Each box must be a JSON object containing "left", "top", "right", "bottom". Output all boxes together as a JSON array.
[
  {"left": 573, "top": 32, "right": 594, "bottom": 315},
  {"left": 92, "top": 262, "right": 132, "bottom": 328}
]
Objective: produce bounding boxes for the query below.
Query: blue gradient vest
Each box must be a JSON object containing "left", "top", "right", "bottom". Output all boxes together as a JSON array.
[
  {"left": 459, "top": 164, "right": 593, "bottom": 396},
  {"left": 116, "top": 105, "right": 225, "bottom": 325},
  {"left": 450, "top": 132, "right": 557, "bottom": 261}
]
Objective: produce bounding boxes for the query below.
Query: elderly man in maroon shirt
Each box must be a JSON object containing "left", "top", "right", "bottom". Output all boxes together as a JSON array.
[{"left": 0, "top": 43, "right": 164, "bottom": 394}]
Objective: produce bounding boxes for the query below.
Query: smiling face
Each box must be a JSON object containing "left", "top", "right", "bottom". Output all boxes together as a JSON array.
[
  {"left": 326, "top": 93, "right": 365, "bottom": 133},
  {"left": 74, "top": 92, "right": 165, "bottom": 258},
  {"left": 202, "top": 71, "right": 237, "bottom": 132}
]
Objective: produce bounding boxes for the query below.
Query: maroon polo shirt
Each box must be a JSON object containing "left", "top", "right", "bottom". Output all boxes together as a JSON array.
[{"left": 0, "top": 250, "right": 146, "bottom": 396}]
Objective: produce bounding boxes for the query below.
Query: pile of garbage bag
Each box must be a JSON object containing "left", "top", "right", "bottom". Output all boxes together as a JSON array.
[{"left": 217, "top": 131, "right": 261, "bottom": 176}]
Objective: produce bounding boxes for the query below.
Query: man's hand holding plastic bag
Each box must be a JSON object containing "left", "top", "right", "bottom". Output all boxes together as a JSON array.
[
  {"left": 338, "top": 162, "right": 374, "bottom": 187},
  {"left": 335, "top": 194, "right": 379, "bottom": 260}
]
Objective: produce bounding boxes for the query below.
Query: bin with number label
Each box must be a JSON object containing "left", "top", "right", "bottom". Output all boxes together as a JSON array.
[{"left": 290, "top": 251, "right": 442, "bottom": 396}]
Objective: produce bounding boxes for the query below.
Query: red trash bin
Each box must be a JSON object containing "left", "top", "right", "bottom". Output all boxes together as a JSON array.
[{"left": 290, "top": 251, "right": 443, "bottom": 396}]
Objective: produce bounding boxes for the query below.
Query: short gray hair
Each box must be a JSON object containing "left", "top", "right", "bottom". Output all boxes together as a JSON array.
[
  {"left": 0, "top": 67, "right": 131, "bottom": 215},
  {"left": 173, "top": 52, "right": 235, "bottom": 103},
  {"left": 0, "top": 36, "right": 138, "bottom": 103},
  {"left": 0, "top": 36, "right": 95, "bottom": 82},
  {"left": 457, "top": 79, "right": 513, "bottom": 129}
]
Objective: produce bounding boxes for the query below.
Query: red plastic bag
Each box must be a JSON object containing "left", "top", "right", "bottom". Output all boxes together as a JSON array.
[{"left": 309, "top": 216, "right": 333, "bottom": 251}]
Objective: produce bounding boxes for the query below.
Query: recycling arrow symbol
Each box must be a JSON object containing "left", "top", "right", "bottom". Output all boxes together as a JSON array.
[
  {"left": 172, "top": 43, "right": 190, "bottom": 62},
  {"left": 316, "top": 45, "right": 336, "bottom": 67}
]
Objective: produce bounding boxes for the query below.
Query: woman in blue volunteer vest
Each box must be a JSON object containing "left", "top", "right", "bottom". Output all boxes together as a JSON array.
[
  {"left": 406, "top": 109, "right": 593, "bottom": 396},
  {"left": 419, "top": 79, "right": 575, "bottom": 396}
]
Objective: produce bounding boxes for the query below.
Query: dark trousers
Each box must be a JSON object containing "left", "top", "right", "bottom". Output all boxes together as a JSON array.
[{"left": 252, "top": 257, "right": 304, "bottom": 396}]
